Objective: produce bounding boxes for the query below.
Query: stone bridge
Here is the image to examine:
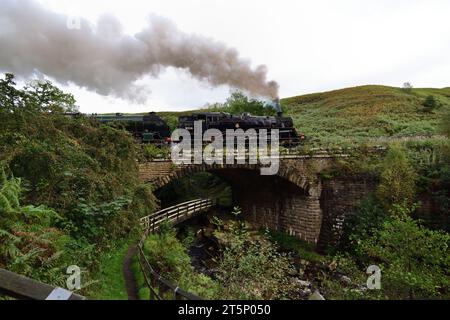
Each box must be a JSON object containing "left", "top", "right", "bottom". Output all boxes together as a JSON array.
[{"left": 138, "top": 153, "right": 380, "bottom": 248}]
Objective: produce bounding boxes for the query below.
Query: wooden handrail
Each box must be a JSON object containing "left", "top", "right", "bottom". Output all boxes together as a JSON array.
[
  {"left": 0, "top": 268, "right": 85, "bottom": 300},
  {"left": 137, "top": 198, "right": 214, "bottom": 300}
]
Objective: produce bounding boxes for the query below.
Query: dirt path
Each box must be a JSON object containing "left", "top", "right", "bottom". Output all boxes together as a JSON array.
[{"left": 123, "top": 244, "right": 139, "bottom": 300}]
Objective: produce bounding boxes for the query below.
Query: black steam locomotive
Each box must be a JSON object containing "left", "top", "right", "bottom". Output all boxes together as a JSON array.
[{"left": 178, "top": 112, "right": 304, "bottom": 146}]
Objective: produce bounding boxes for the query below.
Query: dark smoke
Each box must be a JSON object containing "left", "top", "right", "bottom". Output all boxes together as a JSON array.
[{"left": 0, "top": 0, "right": 279, "bottom": 103}]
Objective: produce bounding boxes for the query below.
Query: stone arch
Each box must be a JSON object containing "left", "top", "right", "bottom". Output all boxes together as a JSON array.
[
  {"left": 140, "top": 162, "right": 323, "bottom": 244},
  {"left": 143, "top": 162, "right": 317, "bottom": 196}
]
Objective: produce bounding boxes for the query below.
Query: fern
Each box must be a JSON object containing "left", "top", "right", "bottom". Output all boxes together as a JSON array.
[
  {"left": 0, "top": 166, "right": 7, "bottom": 185},
  {"left": 1, "top": 181, "right": 20, "bottom": 210},
  {"left": 0, "top": 171, "right": 21, "bottom": 213},
  {"left": 21, "top": 205, "right": 61, "bottom": 226},
  {"left": 0, "top": 229, "right": 20, "bottom": 260},
  {"left": 0, "top": 192, "right": 13, "bottom": 213}
]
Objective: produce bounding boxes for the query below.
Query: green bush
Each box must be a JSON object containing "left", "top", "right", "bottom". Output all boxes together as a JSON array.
[
  {"left": 422, "top": 95, "right": 439, "bottom": 113},
  {"left": 357, "top": 214, "right": 450, "bottom": 299},
  {"left": 268, "top": 230, "right": 324, "bottom": 263},
  {"left": 213, "top": 210, "right": 301, "bottom": 300},
  {"left": 376, "top": 145, "right": 417, "bottom": 211},
  {"left": 143, "top": 222, "right": 219, "bottom": 299},
  {"left": 142, "top": 144, "right": 170, "bottom": 160},
  {"left": 340, "top": 196, "right": 387, "bottom": 253}
]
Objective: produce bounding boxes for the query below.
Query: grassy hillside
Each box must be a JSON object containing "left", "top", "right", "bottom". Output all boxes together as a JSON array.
[{"left": 281, "top": 85, "right": 450, "bottom": 146}]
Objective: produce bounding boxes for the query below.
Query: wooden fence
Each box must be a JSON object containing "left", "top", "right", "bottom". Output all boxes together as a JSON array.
[{"left": 137, "top": 198, "right": 214, "bottom": 300}]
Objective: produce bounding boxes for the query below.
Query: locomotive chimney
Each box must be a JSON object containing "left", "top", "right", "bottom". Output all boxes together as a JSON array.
[{"left": 273, "top": 98, "right": 283, "bottom": 117}]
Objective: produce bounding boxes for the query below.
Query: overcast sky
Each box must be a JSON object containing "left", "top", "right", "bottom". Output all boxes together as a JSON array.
[{"left": 6, "top": 0, "right": 450, "bottom": 113}]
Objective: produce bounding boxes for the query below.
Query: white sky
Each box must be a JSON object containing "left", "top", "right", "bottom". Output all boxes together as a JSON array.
[{"left": 30, "top": 0, "right": 450, "bottom": 112}]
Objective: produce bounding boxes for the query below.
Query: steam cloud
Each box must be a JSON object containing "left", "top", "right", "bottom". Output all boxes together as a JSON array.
[{"left": 0, "top": 0, "right": 279, "bottom": 103}]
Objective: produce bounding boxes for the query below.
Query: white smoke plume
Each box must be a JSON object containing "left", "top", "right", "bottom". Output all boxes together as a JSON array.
[{"left": 0, "top": 0, "right": 279, "bottom": 103}]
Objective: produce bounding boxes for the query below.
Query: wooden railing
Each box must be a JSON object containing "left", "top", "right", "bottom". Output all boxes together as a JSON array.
[
  {"left": 0, "top": 268, "right": 85, "bottom": 300},
  {"left": 137, "top": 199, "right": 214, "bottom": 300}
]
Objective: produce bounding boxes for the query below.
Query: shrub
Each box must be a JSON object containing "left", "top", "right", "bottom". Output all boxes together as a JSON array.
[
  {"left": 357, "top": 214, "right": 450, "bottom": 299},
  {"left": 213, "top": 210, "right": 301, "bottom": 300},
  {"left": 376, "top": 145, "right": 417, "bottom": 211},
  {"left": 143, "top": 222, "right": 219, "bottom": 299},
  {"left": 142, "top": 144, "right": 170, "bottom": 160},
  {"left": 340, "top": 196, "right": 387, "bottom": 253},
  {"left": 421, "top": 95, "right": 439, "bottom": 113}
]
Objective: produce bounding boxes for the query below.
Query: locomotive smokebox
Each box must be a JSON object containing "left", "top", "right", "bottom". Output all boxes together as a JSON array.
[{"left": 273, "top": 98, "right": 283, "bottom": 117}]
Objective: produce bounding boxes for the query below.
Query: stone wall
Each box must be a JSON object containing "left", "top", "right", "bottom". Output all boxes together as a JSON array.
[
  {"left": 138, "top": 161, "right": 173, "bottom": 184},
  {"left": 214, "top": 169, "right": 323, "bottom": 244},
  {"left": 318, "top": 176, "right": 377, "bottom": 248}
]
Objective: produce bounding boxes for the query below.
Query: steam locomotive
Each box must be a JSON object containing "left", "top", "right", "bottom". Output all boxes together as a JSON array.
[{"left": 178, "top": 112, "right": 304, "bottom": 146}]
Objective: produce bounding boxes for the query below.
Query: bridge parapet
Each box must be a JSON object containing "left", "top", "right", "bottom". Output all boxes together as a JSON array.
[{"left": 139, "top": 153, "right": 350, "bottom": 191}]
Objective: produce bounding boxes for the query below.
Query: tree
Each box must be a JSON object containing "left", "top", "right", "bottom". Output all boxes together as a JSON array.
[
  {"left": 402, "top": 82, "right": 413, "bottom": 93},
  {"left": 376, "top": 145, "right": 417, "bottom": 212},
  {"left": 208, "top": 91, "right": 277, "bottom": 116},
  {"left": 422, "top": 95, "right": 438, "bottom": 113},
  {"left": 0, "top": 73, "right": 77, "bottom": 113},
  {"left": 0, "top": 73, "right": 24, "bottom": 111}
]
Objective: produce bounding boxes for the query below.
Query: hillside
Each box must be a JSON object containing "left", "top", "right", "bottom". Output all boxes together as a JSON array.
[{"left": 281, "top": 85, "right": 450, "bottom": 146}]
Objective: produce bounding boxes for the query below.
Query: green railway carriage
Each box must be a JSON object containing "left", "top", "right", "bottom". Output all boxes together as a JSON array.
[{"left": 94, "top": 112, "right": 171, "bottom": 143}]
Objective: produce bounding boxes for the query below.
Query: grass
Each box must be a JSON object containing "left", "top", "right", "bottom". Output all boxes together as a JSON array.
[
  {"left": 268, "top": 230, "right": 325, "bottom": 263},
  {"left": 281, "top": 85, "right": 450, "bottom": 147},
  {"left": 84, "top": 239, "right": 131, "bottom": 300},
  {"left": 131, "top": 254, "right": 150, "bottom": 300}
]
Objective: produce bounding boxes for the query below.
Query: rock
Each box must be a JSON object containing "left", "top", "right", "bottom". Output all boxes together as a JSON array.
[
  {"left": 340, "top": 275, "right": 352, "bottom": 285},
  {"left": 301, "top": 288, "right": 312, "bottom": 296},
  {"left": 297, "top": 280, "right": 311, "bottom": 288},
  {"left": 299, "top": 259, "right": 310, "bottom": 266},
  {"left": 328, "top": 260, "right": 338, "bottom": 270},
  {"left": 308, "top": 290, "right": 325, "bottom": 300}
]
